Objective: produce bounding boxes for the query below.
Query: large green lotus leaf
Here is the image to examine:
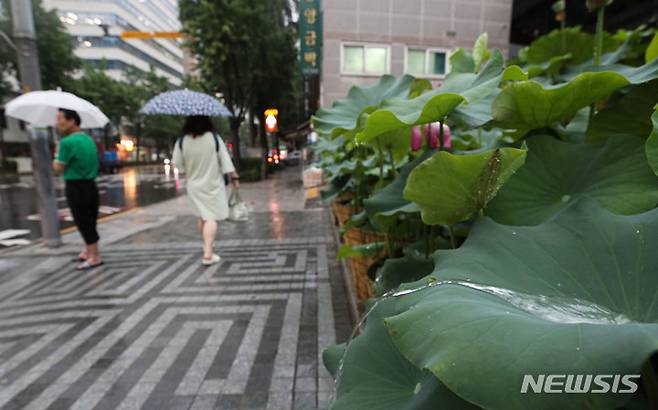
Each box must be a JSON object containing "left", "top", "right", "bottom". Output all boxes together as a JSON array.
[
  {"left": 356, "top": 51, "right": 510, "bottom": 144},
  {"left": 449, "top": 48, "right": 475, "bottom": 74},
  {"left": 385, "top": 200, "right": 658, "bottom": 410},
  {"left": 404, "top": 147, "right": 527, "bottom": 225},
  {"left": 472, "top": 33, "right": 491, "bottom": 73},
  {"left": 312, "top": 75, "right": 415, "bottom": 138},
  {"left": 492, "top": 72, "right": 630, "bottom": 131},
  {"left": 373, "top": 252, "right": 435, "bottom": 297},
  {"left": 555, "top": 107, "right": 590, "bottom": 144},
  {"left": 487, "top": 135, "right": 658, "bottom": 225},
  {"left": 645, "top": 108, "right": 658, "bottom": 175},
  {"left": 326, "top": 295, "right": 479, "bottom": 410},
  {"left": 526, "top": 54, "right": 571, "bottom": 78},
  {"left": 364, "top": 150, "right": 435, "bottom": 218},
  {"left": 523, "top": 27, "right": 618, "bottom": 65},
  {"left": 647, "top": 33, "right": 658, "bottom": 63},
  {"left": 587, "top": 80, "right": 658, "bottom": 143},
  {"left": 560, "top": 56, "right": 658, "bottom": 84},
  {"left": 563, "top": 28, "right": 643, "bottom": 77}
]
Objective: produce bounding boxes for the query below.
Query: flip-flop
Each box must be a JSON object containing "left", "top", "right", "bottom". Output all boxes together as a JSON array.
[
  {"left": 76, "top": 260, "right": 104, "bottom": 270},
  {"left": 72, "top": 257, "right": 87, "bottom": 262}
]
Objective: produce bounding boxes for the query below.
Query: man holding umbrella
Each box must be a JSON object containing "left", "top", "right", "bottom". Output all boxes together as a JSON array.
[{"left": 53, "top": 109, "right": 103, "bottom": 270}]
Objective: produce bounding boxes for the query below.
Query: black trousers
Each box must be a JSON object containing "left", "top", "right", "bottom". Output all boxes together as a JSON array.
[{"left": 65, "top": 180, "right": 100, "bottom": 245}]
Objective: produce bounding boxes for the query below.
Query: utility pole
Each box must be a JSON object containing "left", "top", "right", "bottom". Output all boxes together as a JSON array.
[{"left": 10, "top": 0, "right": 61, "bottom": 247}]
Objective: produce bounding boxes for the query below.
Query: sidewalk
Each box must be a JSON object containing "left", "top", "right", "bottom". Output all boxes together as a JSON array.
[{"left": 0, "top": 166, "right": 352, "bottom": 410}]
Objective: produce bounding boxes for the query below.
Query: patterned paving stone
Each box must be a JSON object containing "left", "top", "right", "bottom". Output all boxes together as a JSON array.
[{"left": 0, "top": 209, "right": 351, "bottom": 410}]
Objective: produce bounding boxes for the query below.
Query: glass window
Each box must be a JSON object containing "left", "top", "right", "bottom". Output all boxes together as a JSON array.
[
  {"left": 342, "top": 44, "right": 389, "bottom": 74},
  {"left": 365, "top": 47, "right": 387, "bottom": 74},
  {"left": 406, "top": 48, "right": 448, "bottom": 76},
  {"left": 343, "top": 46, "right": 364, "bottom": 73},
  {"left": 407, "top": 50, "right": 426, "bottom": 75},
  {"left": 430, "top": 51, "right": 447, "bottom": 75}
]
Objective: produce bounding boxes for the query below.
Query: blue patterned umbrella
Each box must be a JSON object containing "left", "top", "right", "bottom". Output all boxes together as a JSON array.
[{"left": 139, "top": 89, "right": 232, "bottom": 117}]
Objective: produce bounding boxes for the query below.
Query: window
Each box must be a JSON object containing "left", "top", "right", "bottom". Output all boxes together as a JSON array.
[
  {"left": 19, "top": 120, "right": 26, "bottom": 131},
  {"left": 342, "top": 44, "right": 389, "bottom": 75},
  {"left": 406, "top": 48, "right": 449, "bottom": 77}
]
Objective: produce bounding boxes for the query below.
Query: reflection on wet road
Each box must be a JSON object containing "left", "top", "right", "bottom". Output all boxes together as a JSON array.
[{"left": 0, "top": 166, "right": 184, "bottom": 244}]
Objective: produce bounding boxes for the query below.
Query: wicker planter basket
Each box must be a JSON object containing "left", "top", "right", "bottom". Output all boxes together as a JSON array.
[
  {"left": 347, "top": 228, "right": 389, "bottom": 305},
  {"left": 343, "top": 227, "right": 365, "bottom": 245},
  {"left": 331, "top": 201, "right": 355, "bottom": 227}
]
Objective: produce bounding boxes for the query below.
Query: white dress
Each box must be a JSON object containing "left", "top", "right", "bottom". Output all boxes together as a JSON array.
[{"left": 172, "top": 132, "right": 236, "bottom": 221}]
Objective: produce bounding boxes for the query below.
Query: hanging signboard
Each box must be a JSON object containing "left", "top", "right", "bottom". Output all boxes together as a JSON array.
[{"left": 299, "top": 0, "right": 323, "bottom": 76}]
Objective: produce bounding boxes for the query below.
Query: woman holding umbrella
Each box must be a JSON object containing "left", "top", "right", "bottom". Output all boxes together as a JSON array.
[
  {"left": 172, "top": 115, "right": 239, "bottom": 265},
  {"left": 140, "top": 90, "right": 238, "bottom": 266}
]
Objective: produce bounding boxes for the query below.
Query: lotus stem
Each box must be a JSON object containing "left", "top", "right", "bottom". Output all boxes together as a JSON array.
[
  {"left": 448, "top": 225, "right": 457, "bottom": 249},
  {"left": 439, "top": 121, "right": 445, "bottom": 151},
  {"left": 560, "top": 20, "right": 566, "bottom": 53},
  {"left": 593, "top": 6, "right": 605, "bottom": 66},
  {"left": 387, "top": 147, "right": 398, "bottom": 178},
  {"left": 424, "top": 224, "right": 431, "bottom": 259},
  {"left": 376, "top": 141, "right": 385, "bottom": 184}
]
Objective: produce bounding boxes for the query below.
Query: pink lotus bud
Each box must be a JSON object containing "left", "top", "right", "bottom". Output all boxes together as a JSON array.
[
  {"left": 411, "top": 125, "right": 423, "bottom": 151},
  {"left": 427, "top": 122, "right": 451, "bottom": 149}
]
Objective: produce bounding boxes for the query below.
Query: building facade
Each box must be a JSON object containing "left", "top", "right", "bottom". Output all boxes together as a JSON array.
[
  {"left": 320, "top": 0, "right": 513, "bottom": 107},
  {"left": 42, "top": 0, "right": 185, "bottom": 85}
]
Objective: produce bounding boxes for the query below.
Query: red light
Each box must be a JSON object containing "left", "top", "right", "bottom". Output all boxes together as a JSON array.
[{"left": 267, "top": 157, "right": 273, "bottom": 163}]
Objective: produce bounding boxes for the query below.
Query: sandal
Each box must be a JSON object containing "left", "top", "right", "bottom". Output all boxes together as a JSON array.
[
  {"left": 72, "top": 256, "right": 87, "bottom": 263},
  {"left": 76, "top": 260, "right": 104, "bottom": 270},
  {"left": 202, "top": 254, "right": 221, "bottom": 266}
]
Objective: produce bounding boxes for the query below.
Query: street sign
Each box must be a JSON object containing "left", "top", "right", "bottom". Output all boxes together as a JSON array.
[
  {"left": 121, "top": 31, "right": 183, "bottom": 40},
  {"left": 299, "top": 0, "right": 323, "bottom": 76}
]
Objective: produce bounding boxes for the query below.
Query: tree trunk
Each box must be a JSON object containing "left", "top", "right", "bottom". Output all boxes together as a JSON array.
[
  {"left": 248, "top": 109, "right": 257, "bottom": 147},
  {"left": 258, "top": 113, "right": 268, "bottom": 179},
  {"left": 230, "top": 117, "right": 242, "bottom": 170},
  {"left": 0, "top": 127, "right": 5, "bottom": 163}
]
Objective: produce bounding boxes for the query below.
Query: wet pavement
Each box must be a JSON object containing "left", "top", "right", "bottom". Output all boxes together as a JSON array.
[
  {"left": 0, "top": 165, "right": 352, "bottom": 410},
  {"left": 0, "top": 165, "right": 183, "bottom": 245}
]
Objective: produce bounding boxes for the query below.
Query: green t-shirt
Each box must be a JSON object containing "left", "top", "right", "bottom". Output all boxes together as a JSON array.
[{"left": 56, "top": 132, "right": 99, "bottom": 180}]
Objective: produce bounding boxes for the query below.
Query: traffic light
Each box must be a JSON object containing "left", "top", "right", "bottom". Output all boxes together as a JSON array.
[{"left": 264, "top": 108, "right": 279, "bottom": 133}]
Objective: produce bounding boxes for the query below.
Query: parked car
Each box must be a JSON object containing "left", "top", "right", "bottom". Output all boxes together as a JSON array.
[{"left": 283, "top": 150, "right": 302, "bottom": 166}]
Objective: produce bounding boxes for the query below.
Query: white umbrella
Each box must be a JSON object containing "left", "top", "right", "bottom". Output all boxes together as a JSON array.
[{"left": 5, "top": 90, "right": 110, "bottom": 128}]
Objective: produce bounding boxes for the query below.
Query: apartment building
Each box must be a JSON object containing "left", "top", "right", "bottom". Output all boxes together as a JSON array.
[
  {"left": 320, "top": 0, "right": 513, "bottom": 106},
  {"left": 43, "top": 0, "right": 185, "bottom": 85}
]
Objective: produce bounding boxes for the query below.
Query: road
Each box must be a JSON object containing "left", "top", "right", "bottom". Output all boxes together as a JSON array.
[{"left": 0, "top": 165, "right": 183, "bottom": 246}]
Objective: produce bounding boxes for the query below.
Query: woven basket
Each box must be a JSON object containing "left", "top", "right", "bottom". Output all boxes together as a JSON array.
[
  {"left": 349, "top": 253, "right": 385, "bottom": 302},
  {"left": 343, "top": 227, "right": 365, "bottom": 246},
  {"left": 349, "top": 229, "right": 388, "bottom": 305},
  {"left": 362, "top": 229, "right": 388, "bottom": 244},
  {"left": 331, "top": 201, "right": 355, "bottom": 227}
]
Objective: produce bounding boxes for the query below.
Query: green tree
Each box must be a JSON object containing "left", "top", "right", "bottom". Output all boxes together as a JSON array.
[
  {"left": 180, "top": 0, "right": 301, "bottom": 166},
  {"left": 0, "top": 0, "right": 80, "bottom": 93},
  {"left": 250, "top": 0, "right": 302, "bottom": 150},
  {"left": 69, "top": 62, "right": 182, "bottom": 158}
]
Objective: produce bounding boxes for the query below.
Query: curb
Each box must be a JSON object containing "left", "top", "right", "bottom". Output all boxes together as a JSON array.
[{"left": 327, "top": 206, "right": 359, "bottom": 326}]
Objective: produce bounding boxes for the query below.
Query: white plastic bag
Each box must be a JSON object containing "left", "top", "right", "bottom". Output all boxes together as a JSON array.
[{"left": 228, "top": 189, "right": 249, "bottom": 222}]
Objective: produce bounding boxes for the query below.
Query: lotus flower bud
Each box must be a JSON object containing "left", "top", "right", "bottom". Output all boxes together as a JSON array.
[
  {"left": 427, "top": 122, "right": 451, "bottom": 149},
  {"left": 411, "top": 125, "right": 423, "bottom": 151},
  {"left": 586, "top": 0, "right": 612, "bottom": 11}
]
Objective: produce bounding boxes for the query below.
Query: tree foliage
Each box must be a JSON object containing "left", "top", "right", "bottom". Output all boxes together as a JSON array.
[
  {"left": 0, "top": 0, "right": 80, "bottom": 97},
  {"left": 179, "top": 0, "right": 300, "bottom": 162}
]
